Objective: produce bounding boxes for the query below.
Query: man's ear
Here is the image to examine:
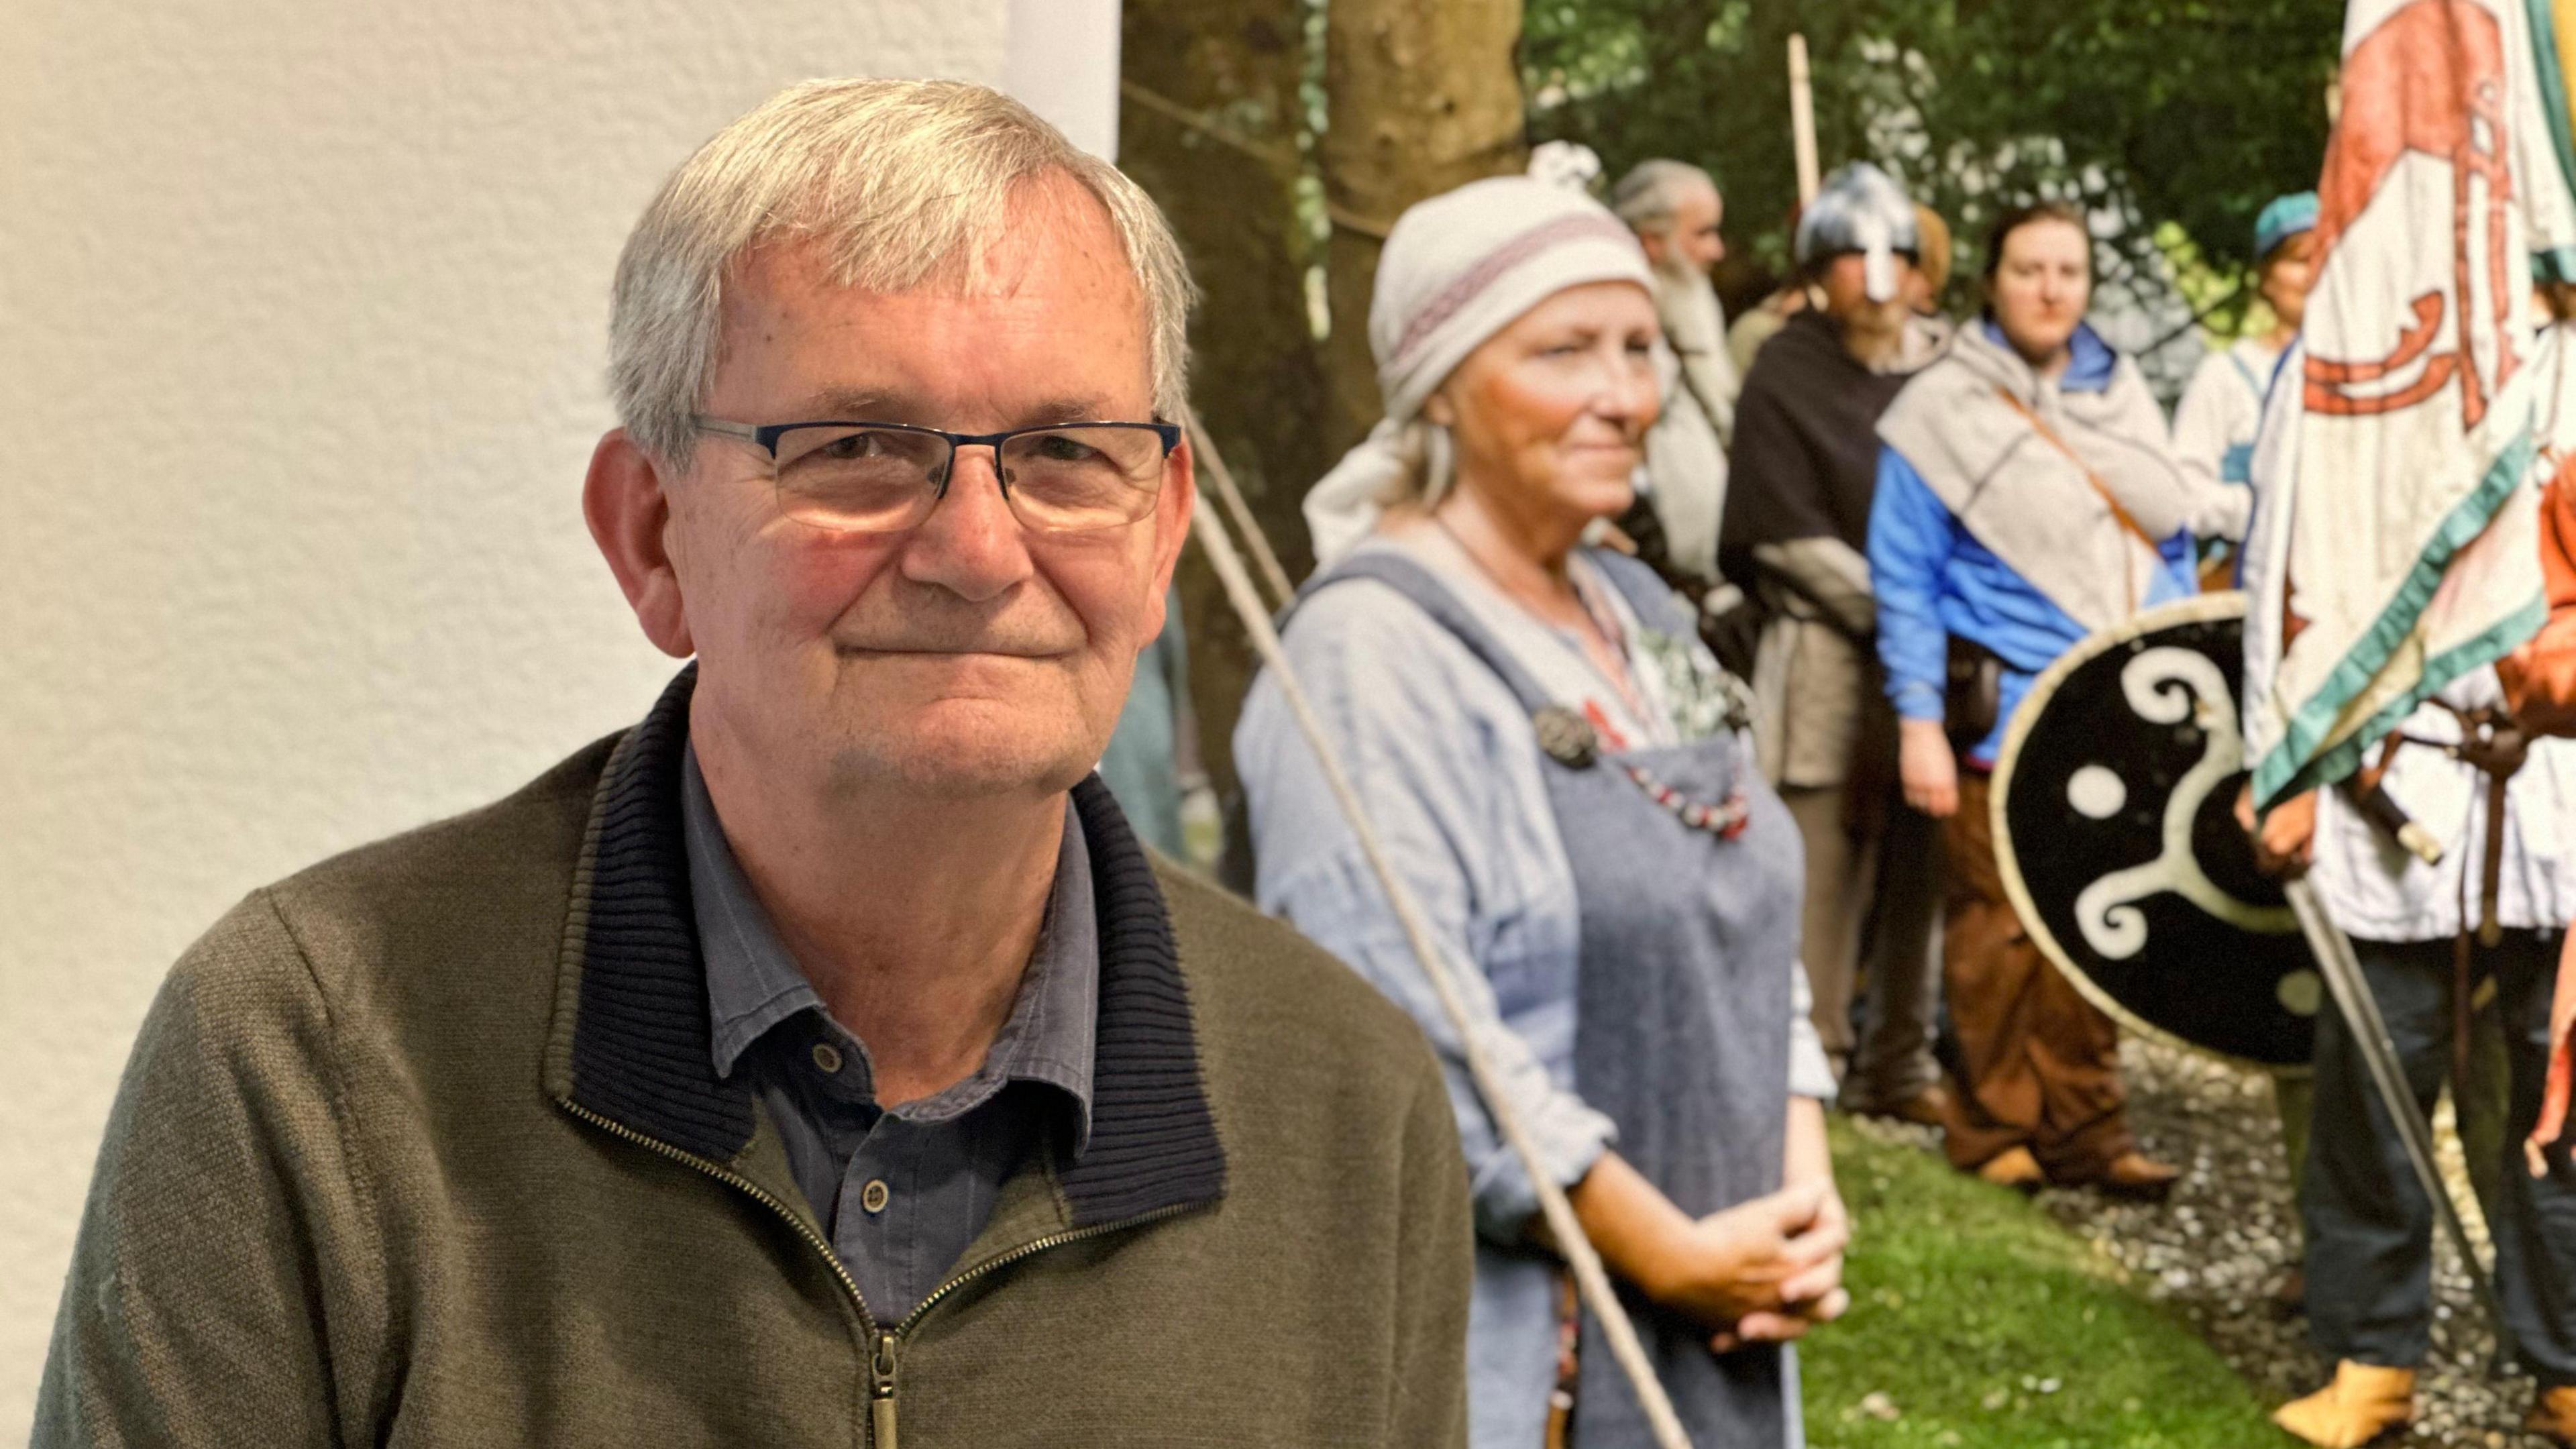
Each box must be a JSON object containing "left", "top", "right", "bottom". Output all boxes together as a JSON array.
[
  {"left": 584, "top": 428, "right": 694, "bottom": 659},
  {"left": 1143, "top": 433, "right": 1197, "bottom": 635}
]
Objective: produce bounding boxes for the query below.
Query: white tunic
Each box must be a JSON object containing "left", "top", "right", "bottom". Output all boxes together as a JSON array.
[
  {"left": 2169, "top": 335, "right": 2279, "bottom": 539},
  {"left": 2311, "top": 669, "right": 2576, "bottom": 941}
]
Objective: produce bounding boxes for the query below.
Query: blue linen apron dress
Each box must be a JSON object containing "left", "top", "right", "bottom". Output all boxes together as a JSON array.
[{"left": 1295, "top": 549, "right": 1803, "bottom": 1448}]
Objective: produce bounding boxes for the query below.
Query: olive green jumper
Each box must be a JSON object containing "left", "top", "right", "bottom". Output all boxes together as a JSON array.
[{"left": 37, "top": 672, "right": 1472, "bottom": 1446}]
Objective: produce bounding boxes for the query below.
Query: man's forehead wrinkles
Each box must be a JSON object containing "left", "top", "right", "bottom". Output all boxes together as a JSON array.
[
  {"left": 792, "top": 387, "right": 908, "bottom": 419},
  {"left": 777, "top": 387, "right": 1133, "bottom": 427}
]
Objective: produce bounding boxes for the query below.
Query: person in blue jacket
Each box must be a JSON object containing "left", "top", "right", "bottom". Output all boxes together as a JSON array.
[{"left": 1868, "top": 201, "right": 2239, "bottom": 1196}]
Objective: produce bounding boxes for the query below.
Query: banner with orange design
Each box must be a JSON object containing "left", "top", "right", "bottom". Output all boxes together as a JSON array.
[{"left": 2242, "top": 0, "right": 2576, "bottom": 808}]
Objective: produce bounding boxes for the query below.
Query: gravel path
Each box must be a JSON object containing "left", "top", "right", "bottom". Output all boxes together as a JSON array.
[{"left": 1851, "top": 1036, "right": 2545, "bottom": 1446}]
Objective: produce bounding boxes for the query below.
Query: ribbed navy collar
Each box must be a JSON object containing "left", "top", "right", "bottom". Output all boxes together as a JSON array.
[{"left": 557, "top": 666, "right": 1225, "bottom": 1227}]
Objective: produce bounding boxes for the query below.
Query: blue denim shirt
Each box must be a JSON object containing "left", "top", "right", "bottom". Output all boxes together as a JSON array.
[{"left": 681, "top": 745, "right": 1095, "bottom": 1322}]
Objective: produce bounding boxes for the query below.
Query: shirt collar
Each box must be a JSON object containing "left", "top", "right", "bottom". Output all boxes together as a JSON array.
[{"left": 680, "top": 742, "right": 1099, "bottom": 1149}]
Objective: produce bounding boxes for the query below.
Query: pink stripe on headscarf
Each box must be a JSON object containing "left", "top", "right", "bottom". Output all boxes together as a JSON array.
[{"left": 1388, "top": 213, "right": 1640, "bottom": 372}]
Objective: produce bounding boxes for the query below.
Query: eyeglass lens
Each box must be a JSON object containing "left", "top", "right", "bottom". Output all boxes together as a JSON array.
[{"left": 769, "top": 424, "right": 1162, "bottom": 533}]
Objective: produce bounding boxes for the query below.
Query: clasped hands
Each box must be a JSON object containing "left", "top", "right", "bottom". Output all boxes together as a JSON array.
[
  {"left": 1654, "top": 1179, "right": 1851, "bottom": 1352},
  {"left": 1567, "top": 1155, "right": 1849, "bottom": 1355}
]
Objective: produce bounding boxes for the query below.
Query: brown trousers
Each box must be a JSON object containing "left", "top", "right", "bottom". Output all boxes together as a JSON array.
[{"left": 1939, "top": 772, "right": 2135, "bottom": 1177}]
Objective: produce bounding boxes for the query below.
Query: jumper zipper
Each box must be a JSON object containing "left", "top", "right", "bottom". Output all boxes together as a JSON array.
[
  {"left": 561, "top": 1097, "right": 1210, "bottom": 1448},
  {"left": 894, "top": 1198, "right": 1206, "bottom": 1332},
  {"left": 557, "top": 1099, "right": 875, "bottom": 1318},
  {"left": 865, "top": 1199, "right": 1211, "bottom": 1446},
  {"left": 871, "top": 1331, "right": 900, "bottom": 1449}
]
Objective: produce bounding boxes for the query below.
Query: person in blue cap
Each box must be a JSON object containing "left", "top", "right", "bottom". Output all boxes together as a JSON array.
[{"left": 2169, "top": 191, "right": 2319, "bottom": 543}]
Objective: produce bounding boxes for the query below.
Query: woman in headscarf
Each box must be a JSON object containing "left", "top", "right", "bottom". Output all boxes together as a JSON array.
[
  {"left": 1870, "top": 201, "right": 2236, "bottom": 1196},
  {"left": 1240, "top": 170, "right": 1846, "bottom": 1449}
]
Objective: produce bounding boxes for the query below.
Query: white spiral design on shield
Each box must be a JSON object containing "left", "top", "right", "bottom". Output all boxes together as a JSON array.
[{"left": 2072, "top": 647, "right": 2297, "bottom": 960}]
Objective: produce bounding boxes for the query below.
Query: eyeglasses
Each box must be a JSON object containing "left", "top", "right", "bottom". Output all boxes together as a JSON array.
[{"left": 691, "top": 415, "right": 1181, "bottom": 535}]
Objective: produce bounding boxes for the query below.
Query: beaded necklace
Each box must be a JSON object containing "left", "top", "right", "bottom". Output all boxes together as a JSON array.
[{"left": 1425, "top": 512, "right": 1750, "bottom": 840}]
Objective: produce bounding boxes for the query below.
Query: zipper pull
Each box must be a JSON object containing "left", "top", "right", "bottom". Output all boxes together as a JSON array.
[{"left": 871, "top": 1330, "right": 900, "bottom": 1449}]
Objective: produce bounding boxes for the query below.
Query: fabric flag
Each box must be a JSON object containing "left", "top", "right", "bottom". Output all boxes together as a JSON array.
[{"left": 2242, "top": 0, "right": 2576, "bottom": 808}]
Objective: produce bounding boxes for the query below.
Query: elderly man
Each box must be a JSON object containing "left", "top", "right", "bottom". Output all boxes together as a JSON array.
[
  {"left": 35, "top": 80, "right": 1470, "bottom": 1447},
  {"left": 1613, "top": 158, "right": 1739, "bottom": 586}
]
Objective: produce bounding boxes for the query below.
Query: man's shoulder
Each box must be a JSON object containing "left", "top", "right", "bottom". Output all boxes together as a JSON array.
[
  {"left": 1153, "top": 861, "right": 1438, "bottom": 1089},
  {"left": 231, "top": 735, "right": 616, "bottom": 998},
  {"left": 123, "top": 733, "right": 619, "bottom": 1161},
  {"left": 1736, "top": 311, "right": 1823, "bottom": 396},
  {"left": 270, "top": 733, "right": 610, "bottom": 906}
]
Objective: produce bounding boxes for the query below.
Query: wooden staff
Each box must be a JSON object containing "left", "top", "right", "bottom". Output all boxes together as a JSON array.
[{"left": 1788, "top": 34, "right": 1819, "bottom": 206}]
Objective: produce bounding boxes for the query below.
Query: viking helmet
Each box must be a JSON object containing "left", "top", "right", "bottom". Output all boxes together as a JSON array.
[{"left": 1794, "top": 161, "right": 1919, "bottom": 303}]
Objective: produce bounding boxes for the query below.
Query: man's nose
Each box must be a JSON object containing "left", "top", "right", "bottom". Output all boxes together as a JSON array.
[{"left": 899, "top": 446, "right": 1035, "bottom": 600}]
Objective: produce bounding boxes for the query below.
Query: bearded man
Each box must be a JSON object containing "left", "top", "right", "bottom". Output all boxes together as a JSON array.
[
  {"left": 1718, "top": 162, "right": 1950, "bottom": 1122},
  {"left": 1613, "top": 158, "right": 1740, "bottom": 586}
]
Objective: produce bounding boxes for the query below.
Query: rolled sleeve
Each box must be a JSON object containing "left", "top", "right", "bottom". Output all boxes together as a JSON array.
[
  {"left": 1262, "top": 851, "right": 1615, "bottom": 1242},
  {"left": 1457, "top": 1000, "right": 1617, "bottom": 1236}
]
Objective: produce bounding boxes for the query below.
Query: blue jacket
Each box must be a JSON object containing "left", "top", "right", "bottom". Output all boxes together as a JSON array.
[{"left": 1868, "top": 322, "right": 2198, "bottom": 765}]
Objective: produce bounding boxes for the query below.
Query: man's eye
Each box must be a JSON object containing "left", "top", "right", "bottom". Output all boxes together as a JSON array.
[
  {"left": 818, "top": 433, "right": 881, "bottom": 460},
  {"left": 1031, "top": 433, "right": 1102, "bottom": 462}
]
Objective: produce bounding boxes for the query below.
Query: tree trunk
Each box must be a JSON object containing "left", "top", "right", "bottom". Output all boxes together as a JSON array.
[
  {"left": 1320, "top": 0, "right": 1529, "bottom": 455},
  {"left": 1119, "top": 0, "right": 1328, "bottom": 804}
]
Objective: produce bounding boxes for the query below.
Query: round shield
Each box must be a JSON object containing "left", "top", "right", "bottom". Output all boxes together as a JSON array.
[{"left": 1990, "top": 591, "right": 2320, "bottom": 1072}]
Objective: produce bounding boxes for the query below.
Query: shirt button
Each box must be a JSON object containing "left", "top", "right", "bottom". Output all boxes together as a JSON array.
[
  {"left": 860, "top": 1178, "right": 891, "bottom": 1214},
  {"left": 811, "top": 1041, "right": 844, "bottom": 1075}
]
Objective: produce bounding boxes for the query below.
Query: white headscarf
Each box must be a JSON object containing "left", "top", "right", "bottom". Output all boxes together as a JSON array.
[{"left": 1302, "top": 163, "right": 1656, "bottom": 568}]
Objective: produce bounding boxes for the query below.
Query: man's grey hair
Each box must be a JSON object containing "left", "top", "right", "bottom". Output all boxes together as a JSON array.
[
  {"left": 610, "top": 78, "right": 1196, "bottom": 470},
  {"left": 1610, "top": 158, "right": 1718, "bottom": 236}
]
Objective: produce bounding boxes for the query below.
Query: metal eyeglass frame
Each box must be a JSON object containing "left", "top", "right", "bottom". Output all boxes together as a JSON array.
[{"left": 690, "top": 413, "right": 1181, "bottom": 531}]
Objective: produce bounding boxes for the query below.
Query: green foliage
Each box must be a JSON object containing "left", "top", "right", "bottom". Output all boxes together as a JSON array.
[
  {"left": 1802, "top": 1120, "right": 2288, "bottom": 1448},
  {"left": 1528, "top": 0, "right": 2341, "bottom": 323}
]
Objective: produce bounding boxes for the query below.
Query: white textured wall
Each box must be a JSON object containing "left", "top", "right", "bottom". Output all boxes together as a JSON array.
[{"left": 0, "top": 0, "right": 1118, "bottom": 1431}]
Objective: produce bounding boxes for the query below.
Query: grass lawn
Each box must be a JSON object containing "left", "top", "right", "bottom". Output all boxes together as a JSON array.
[{"left": 1799, "top": 1118, "right": 2289, "bottom": 1448}]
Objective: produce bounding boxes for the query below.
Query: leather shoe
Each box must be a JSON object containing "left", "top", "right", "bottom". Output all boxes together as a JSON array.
[
  {"left": 2530, "top": 1384, "right": 2576, "bottom": 1446},
  {"left": 2085, "top": 1150, "right": 2182, "bottom": 1202},
  {"left": 2273, "top": 1361, "right": 2414, "bottom": 1447},
  {"left": 1974, "top": 1144, "right": 2043, "bottom": 1192},
  {"left": 1849, "top": 1084, "right": 1949, "bottom": 1128}
]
